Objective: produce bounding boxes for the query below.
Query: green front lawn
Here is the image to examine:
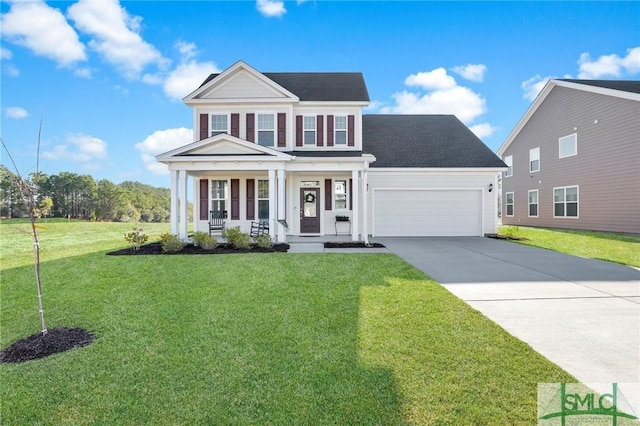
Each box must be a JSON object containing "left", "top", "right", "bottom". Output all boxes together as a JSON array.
[
  {"left": 499, "top": 225, "right": 640, "bottom": 267},
  {"left": 1, "top": 221, "right": 574, "bottom": 424}
]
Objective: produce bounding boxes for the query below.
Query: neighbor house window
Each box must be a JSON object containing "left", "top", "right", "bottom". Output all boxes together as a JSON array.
[
  {"left": 257, "top": 180, "right": 269, "bottom": 219},
  {"left": 554, "top": 186, "right": 578, "bottom": 217},
  {"left": 504, "top": 155, "right": 513, "bottom": 177},
  {"left": 334, "top": 180, "right": 348, "bottom": 209},
  {"left": 506, "top": 192, "right": 514, "bottom": 217},
  {"left": 528, "top": 190, "right": 538, "bottom": 217},
  {"left": 559, "top": 133, "right": 577, "bottom": 158},
  {"left": 530, "top": 147, "right": 540, "bottom": 172},
  {"left": 211, "top": 114, "right": 228, "bottom": 135},
  {"left": 303, "top": 116, "right": 316, "bottom": 145},
  {"left": 211, "top": 180, "right": 228, "bottom": 217},
  {"left": 257, "top": 114, "right": 275, "bottom": 147},
  {"left": 335, "top": 116, "right": 347, "bottom": 145}
]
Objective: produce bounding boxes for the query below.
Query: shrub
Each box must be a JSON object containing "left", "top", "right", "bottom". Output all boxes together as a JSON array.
[
  {"left": 253, "top": 234, "right": 273, "bottom": 249},
  {"left": 222, "top": 226, "right": 251, "bottom": 250},
  {"left": 502, "top": 225, "right": 520, "bottom": 239},
  {"left": 159, "top": 233, "right": 185, "bottom": 253},
  {"left": 124, "top": 227, "right": 148, "bottom": 251},
  {"left": 191, "top": 231, "right": 218, "bottom": 250}
]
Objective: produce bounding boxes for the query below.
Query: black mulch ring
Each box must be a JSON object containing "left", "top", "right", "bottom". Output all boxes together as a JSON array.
[
  {"left": 486, "top": 235, "right": 530, "bottom": 241},
  {"left": 324, "top": 242, "right": 386, "bottom": 248},
  {"left": 107, "top": 242, "right": 290, "bottom": 256},
  {"left": 0, "top": 327, "right": 95, "bottom": 364}
]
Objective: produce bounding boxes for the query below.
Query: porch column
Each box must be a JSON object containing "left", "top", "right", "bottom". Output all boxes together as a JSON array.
[
  {"left": 170, "top": 170, "right": 179, "bottom": 235},
  {"left": 351, "top": 169, "right": 359, "bottom": 241},
  {"left": 268, "top": 169, "right": 276, "bottom": 239},
  {"left": 178, "top": 170, "right": 188, "bottom": 240},
  {"left": 362, "top": 167, "right": 369, "bottom": 245},
  {"left": 277, "top": 168, "right": 286, "bottom": 243}
]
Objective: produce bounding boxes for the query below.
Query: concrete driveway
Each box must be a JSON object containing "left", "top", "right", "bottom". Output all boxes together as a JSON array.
[{"left": 376, "top": 237, "right": 640, "bottom": 413}]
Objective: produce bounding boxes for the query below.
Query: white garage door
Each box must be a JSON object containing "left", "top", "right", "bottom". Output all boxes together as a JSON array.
[{"left": 373, "top": 189, "right": 483, "bottom": 236}]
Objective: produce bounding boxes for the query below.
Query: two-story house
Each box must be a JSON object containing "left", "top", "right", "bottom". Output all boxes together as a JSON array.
[
  {"left": 498, "top": 79, "right": 640, "bottom": 234},
  {"left": 156, "top": 61, "right": 505, "bottom": 242}
]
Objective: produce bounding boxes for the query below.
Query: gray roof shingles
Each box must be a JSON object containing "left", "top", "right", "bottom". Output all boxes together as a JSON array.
[
  {"left": 362, "top": 115, "right": 506, "bottom": 168},
  {"left": 560, "top": 79, "right": 640, "bottom": 94}
]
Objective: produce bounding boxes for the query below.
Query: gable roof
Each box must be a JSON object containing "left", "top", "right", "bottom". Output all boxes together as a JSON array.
[
  {"left": 199, "top": 71, "right": 369, "bottom": 102},
  {"left": 362, "top": 115, "right": 506, "bottom": 168},
  {"left": 498, "top": 79, "right": 640, "bottom": 155}
]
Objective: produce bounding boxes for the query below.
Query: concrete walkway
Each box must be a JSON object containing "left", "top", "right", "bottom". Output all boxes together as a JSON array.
[{"left": 376, "top": 237, "right": 640, "bottom": 414}]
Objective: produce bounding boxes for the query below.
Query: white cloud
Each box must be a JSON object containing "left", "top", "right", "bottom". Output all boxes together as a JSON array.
[
  {"left": 175, "top": 40, "right": 197, "bottom": 61},
  {"left": 0, "top": 47, "right": 12, "bottom": 60},
  {"left": 163, "top": 60, "right": 220, "bottom": 101},
  {"left": 452, "top": 64, "right": 487, "bottom": 82},
  {"left": 521, "top": 75, "right": 553, "bottom": 101},
  {"left": 42, "top": 133, "right": 108, "bottom": 164},
  {"left": 67, "top": 0, "right": 167, "bottom": 79},
  {"left": 469, "top": 123, "right": 497, "bottom": 139},
  {"left": 135, "top": 127, "right": 193, "bottom": 175},
  {"left": 256, "top": 0, "right": 286, "bottom": 17},
  {"left": 405, "top": 68, "right": 456, "bottom": 90},
  {"left": 5, "top": 106, "right": 28, "bottom": 119},
  {"left": 578, "top": 46, "right": 640, "bottom": 79},
  {"left": 74, "top": 67, "right": 92, "bottom": 79},
  {"left": 0, "top": 0, "right": 86, "bottom": 66}
]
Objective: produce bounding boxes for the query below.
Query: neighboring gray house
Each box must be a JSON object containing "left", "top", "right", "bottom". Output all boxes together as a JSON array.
[
  {"left": 156, "top": 61, "right": 505, "bottom": 242},
  {"left": 497, "top": 79, "right": 640, "bottom": 234}
]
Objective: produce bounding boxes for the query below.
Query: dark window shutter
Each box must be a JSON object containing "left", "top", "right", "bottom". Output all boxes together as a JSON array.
[
  {"left": 348, "top": 115, "right": 355, "bottom": 146},
  {"left": 316, "top": 115, "right": 324, "bottom": 146},
  {"left": 325, "top": 179, "right": 332, "bottom": 211},
  {"left": 231, "top": 179, "right": 240, "bottom": 220},
  {"left": 246, "top": 113, "right": 255, "bottom": 142},
  {"left": 231, "top": 113, "right": 240, "bottom": 137},
  {"left": 246, "top": 179, "right": 255, "bottom": 220},
  {"left": 199, "top": 114, "right": 209, "bottom": 140},
  {"left": 277, "top": 113, "right": 286, "bottom": 147},
  {"left": 295, "top": 115, "right": 303, "bottom": 147},
  {"left": 349, "top": 179, "right": 353, "bottom": 210},
  {"left": 199, "top": 179, "right": 209, "bottom": 220},
  {"left": 327, "top": 115, "right": 334, "bottom": 147}
]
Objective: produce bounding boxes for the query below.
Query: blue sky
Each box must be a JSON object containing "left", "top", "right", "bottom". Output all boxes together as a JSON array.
[{"left": 2, "top": 0, "right": 639, "bottom": 188}]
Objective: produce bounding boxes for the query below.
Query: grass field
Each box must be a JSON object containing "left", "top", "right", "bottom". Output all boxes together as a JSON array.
[
  {"left": 499, "top": 225, "right": 640, "bottom": 267},
  {"left": 1, "top": 220, "right": 574, "bottom": 425}
]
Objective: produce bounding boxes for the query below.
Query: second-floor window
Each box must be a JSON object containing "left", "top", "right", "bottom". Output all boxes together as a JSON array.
[
  {"left": 211, "top": 114, "right": 228, "bottom": 135},
  {"left": 504, "top": 155, "right": 513, "bottom": 177},
  {"left": 303, "top": 116, "right": 316, "bottom": 145},
  {"left": 258, "top": 114, "right": 275, "bottom": 147},
  {"left": 530, "top": 147, "right": 540, "bottom": 172},
  {"left": 559, "top": 133, "right": 577, "bottom": 158},
  {"left": 335, "top": 116, "right": 347, "bottom": 145}
]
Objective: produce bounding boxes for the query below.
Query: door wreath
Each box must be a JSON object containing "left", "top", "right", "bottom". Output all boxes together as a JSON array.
[{"left": 304, "top": 193, "right": 316, "bottom": 203}]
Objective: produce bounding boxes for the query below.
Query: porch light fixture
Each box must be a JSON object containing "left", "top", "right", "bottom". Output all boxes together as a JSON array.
[{"left": 488, "top": 183, "right": 493, "bottom": 192}]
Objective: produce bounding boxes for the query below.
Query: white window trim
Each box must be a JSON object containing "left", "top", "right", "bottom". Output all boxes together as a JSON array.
[
  {"left": 529, "top": 147, "right": 540, "bottom": 173},
  {"left": 553, "top": 185, "right": 579, "bottom": 218},
  {"left": 504, "top": 155, "right": 513, "bottom": 177},
  {"left": 257, "top": 178, "right": 269, "bottom": 220},
  {"left": 528, "top": 189, "right": 538, "bottom": 217},
  {"left": 210, "top": 113, "right": 230, "bottom": 136},
  {"left": 210, "top": 178, "right": 230, "bottom": 218},
  {"left": 257, "top": 112, "right": 276, "bottom": 147},
  {"left": 559, "top": 133, "right": 577, "bottom": 159},
  {"left": 505, "top": 192, "right": 514, "bottom": 217},
  {"left": 334, "top": 115, "right": 348, "bottom": 146},
  {"left": 333, "top": 179, "right": 349, "bottom": 211},
  {"left": 303, "top": 115, "right": 316, "bottom": 146}
]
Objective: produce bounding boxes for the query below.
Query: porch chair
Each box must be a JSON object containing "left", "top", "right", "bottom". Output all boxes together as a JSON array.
[
  {"left": 250, "top": 220, "right": 269, "bottom": 237},
  {"left": 209, "top": 210, "right": 226, "bottom": 235}
]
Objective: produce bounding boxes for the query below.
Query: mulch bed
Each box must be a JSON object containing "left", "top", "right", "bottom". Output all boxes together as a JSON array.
[
  {"left": 107, "top": 242, "right": 290, "bottom": 256},
  {"left": 324, "top": 242, "right": 386, "bottom": 248},
  {"left": 0, "top": 328, "right": 95, "bottom": 364}
]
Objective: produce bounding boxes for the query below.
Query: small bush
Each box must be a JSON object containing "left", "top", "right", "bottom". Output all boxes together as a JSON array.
[
  {"left": 502, "top": 225, "right": 520, "bottom": 239},
  {"left": 160, "top": 233, "right": 185, "bottom": 253},
  {"left": 222, "top": 226, "right": 251, "bottom": 250},
  {"left": 124, "top": 227, "right": 148, "bottom": 251},
  {"left": 191, "top": 231, "right": 218, "bottom": 250},
  {"left": 253, "top": 234, "right": 273, "bottom": 249}
]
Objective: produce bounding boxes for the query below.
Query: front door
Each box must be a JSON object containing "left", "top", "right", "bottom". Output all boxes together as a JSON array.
[{"left": 300, "top": 188, "right": 320, "bottom": 233}]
